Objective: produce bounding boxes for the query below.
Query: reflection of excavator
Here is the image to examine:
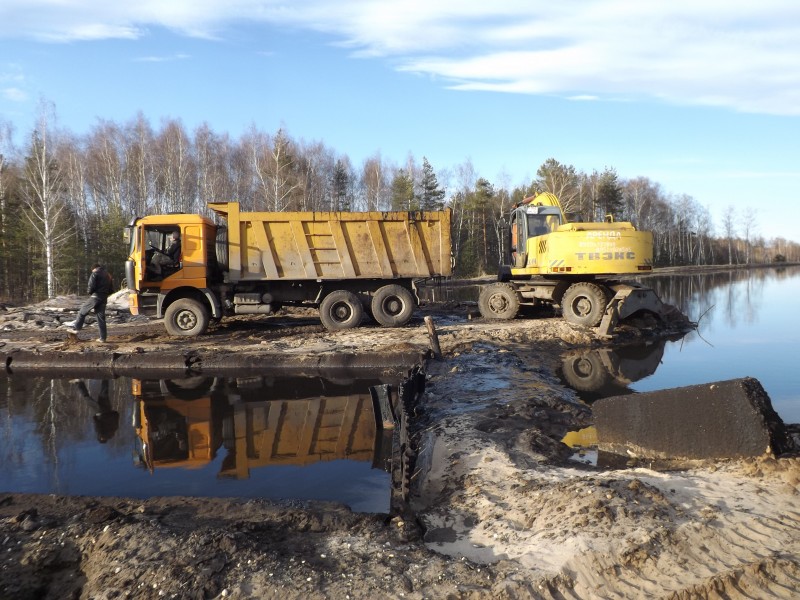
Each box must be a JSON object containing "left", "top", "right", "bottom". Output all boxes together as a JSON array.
[
  {"left": 558, "top": 341, "right": 669, "bottom": 402},
  {"left": 478, "top": 193, "right": 682, "bottom": 335},
  {"left": 131, "top": 376, "right": 393, "bottom": 477}
]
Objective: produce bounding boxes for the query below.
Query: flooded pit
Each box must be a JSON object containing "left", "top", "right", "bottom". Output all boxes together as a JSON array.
[
  {"left": 0, "top": 371, "right": 417, "bottom": 513},
  {"left": 424, "top": 266, "right": 800, "bottom": 423}
]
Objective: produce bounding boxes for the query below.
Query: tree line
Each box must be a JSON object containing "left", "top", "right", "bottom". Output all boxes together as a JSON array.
[{"left": 1, "top": 103, "right": 798, "bottom": 303}]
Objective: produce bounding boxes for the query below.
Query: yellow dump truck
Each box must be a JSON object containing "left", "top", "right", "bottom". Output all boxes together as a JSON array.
[
  {"left": 479, "top": 192, "right": 674, "bottom": 335},
  {"left": 124, "top": 203, "right": 452, "bottom": 335}
]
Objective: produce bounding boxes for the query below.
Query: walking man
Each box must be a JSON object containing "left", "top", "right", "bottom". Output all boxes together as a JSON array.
[{"left": 64, "top": 263, "right": 113, "bottom": 342}]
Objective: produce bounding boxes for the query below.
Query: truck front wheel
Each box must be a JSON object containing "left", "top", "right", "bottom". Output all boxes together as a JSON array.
[
  {"left": 164, "top": 298, "right": 210, "bottom": 336},
  {"left": 478, "top": 283, "right": 520, "bottom": 320},
  {"left": 562, "top": 282, "right": 609, "bottom": 327},
  {"left": 320, "top": 290, "right": 364, "bottom": 331},
  {"left": 371, "top": 284, "right": 415, "bottom": 327}
]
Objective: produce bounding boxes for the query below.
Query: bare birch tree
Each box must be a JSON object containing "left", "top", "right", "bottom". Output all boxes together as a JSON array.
[
  {"left": 0, "top": 120, "right": 13, "bottom": 292},
  {"left": 155, "top": 119, "right": 195, "bottom": 213},
  {"left": 20, "top": 101, "right": 75, "bottom": 298},
  {"left": 195, "top": 123, "right": 233, "bottom": 207},
  {"left": 360, "top": 152, "right": 387, "bottom": 211},
  {"left": 59, "top": 134, "right": 90, "bottom": 287},
  {"left": 85, "top": 120, "right": 126, "bottom": 216},
  {"left": 722, "top": 205, "right": 737, "bottom": 265},
  {"left": 536, "top": 158, "right": 581, "bottom": 214},
  {"left": 125, "top": 113, "right": 156, "bottom": 216}
]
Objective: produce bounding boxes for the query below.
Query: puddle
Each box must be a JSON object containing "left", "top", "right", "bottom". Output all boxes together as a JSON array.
[
  {"left": 0, "top": 371, "right": 416, "bottom": 513},
  {"left": 561, "top": 427, "right": 599, "bottom": 466}
]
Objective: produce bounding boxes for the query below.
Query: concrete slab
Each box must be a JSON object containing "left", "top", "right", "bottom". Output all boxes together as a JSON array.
[{"left": 594, "top": 377, "right": 791, "bottom": 461}]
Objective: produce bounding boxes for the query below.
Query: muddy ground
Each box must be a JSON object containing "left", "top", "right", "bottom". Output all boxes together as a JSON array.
[{"left": 1, "top": 294, "right": 799, "bottom": 599}]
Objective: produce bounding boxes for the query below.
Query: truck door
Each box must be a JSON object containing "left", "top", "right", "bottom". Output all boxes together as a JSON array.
[
  {"left": 510, "top": 209, "right": 527, "bottom": 268},
  {"left": 144, "top": 226, "right": 182, "bottom": 280}
]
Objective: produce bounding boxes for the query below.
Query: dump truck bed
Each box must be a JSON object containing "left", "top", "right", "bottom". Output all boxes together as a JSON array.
[{"left": 209, "top": 203, "right": 452, "bottom": 282}]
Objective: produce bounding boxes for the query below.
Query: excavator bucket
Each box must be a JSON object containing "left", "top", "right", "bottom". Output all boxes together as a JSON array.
[{"left": 598, "top": 283, "right": 685, "bottom": 337}]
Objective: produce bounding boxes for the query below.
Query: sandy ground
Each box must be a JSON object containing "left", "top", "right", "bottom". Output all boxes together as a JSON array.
[{"left": 1, "top": 293, "right": 799, "bottom": 599}]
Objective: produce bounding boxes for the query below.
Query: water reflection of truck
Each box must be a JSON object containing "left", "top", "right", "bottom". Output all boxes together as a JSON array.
[
  {"left": 124, "top": 203, "right": 452, "bottom": 335},
  {"left": 478, "top": 192, "right": 676, "bottom": 335},
  {"left": 559, "top": 341, "right": 668, "bottom": 401},
  {"left": 131, "top": 377, "right": 392, "bottom": 477}
]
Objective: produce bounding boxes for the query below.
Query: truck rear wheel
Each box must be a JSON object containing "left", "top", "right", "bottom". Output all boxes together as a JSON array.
[
  {"left": 371, "top": 284, "right": 415, "bottom": 327},
  {"left": 320, "top": 290, "right": 364, "bottom": 331},
  {"left": 478, "top": 283, "right": 520, "bottom": 320},
  {"left": 562, "top": 282, "right": 609, "bottom": 327},
  {"left": 164, "top": 298, "right": 210, "bottom": 336}
]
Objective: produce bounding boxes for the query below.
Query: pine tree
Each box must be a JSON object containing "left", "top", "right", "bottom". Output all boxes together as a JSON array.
[
  {"left": 330, "top": 159, "right": 350, "bottom": 211},
  {"left": 597, "top": 167, "right": 623, "bottom": 220},
  {"left": 390, "top": 169, "right": 416, "bottom": 211},
  {"left": 418, "top": 157, "right": 445, "bottom": 210}
]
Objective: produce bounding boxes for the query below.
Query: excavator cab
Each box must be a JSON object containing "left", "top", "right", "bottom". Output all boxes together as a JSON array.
[{"left": 509, "top": 204, "right": 563, "bottom": 268}]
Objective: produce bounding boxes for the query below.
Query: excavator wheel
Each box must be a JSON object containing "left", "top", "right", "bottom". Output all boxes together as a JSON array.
[
  {"left": 478, "top": 283, "right": 520, "bottom": 320},
  {"left": 561, "top": 282, "right": 609, "bottom": 327}
]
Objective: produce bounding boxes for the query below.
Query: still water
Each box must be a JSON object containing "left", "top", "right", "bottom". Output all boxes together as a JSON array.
[
  {"left": 558, "top": 266, "right": 800, "bottom": 423},
  {"left": 421, "top": 266, "right": 800, "bottom": 423},
  {"left": 0, "top": 374, "right": 398, "bottom": 512}
]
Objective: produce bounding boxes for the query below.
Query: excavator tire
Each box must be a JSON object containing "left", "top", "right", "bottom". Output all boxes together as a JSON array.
[
  {"left": 478, "top": 282, "right": 520, "bottom": 320},
  {"left": 562, "top": 282, "right": 609, "bottom": 327}
]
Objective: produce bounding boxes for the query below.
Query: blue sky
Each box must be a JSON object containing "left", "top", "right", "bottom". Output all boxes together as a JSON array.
[{"left": 1, "top": 1, "right": 799, "bottom": 241}]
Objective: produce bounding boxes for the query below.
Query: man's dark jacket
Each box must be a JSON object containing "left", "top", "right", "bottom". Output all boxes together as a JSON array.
[{"left": 88, "top": 267, "right": 113, "bottom": 297}]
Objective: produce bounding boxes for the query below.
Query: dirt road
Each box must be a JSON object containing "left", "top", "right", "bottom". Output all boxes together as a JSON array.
[{"left": 1, "top": 295, "right": 799, "bottom": 599}]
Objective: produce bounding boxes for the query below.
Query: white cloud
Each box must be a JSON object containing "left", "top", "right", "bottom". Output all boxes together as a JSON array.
[
  {"left": 2, "top": 87, "right": 27, "bottom": 102},
  {"left": 1, "top": 0, "right": 800, "bottom": 115},
  {"left": 1, "top": 63, "right": 27, "bottom": 102},
  {"left": 133, "top": 53, "right": 191, "bottom": 63}
]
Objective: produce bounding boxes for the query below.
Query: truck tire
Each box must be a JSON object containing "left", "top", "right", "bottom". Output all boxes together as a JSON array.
[
  {"left": 164, "top": 298, "right": 210, "bottom": 336},
  {"left": 478, "top": 283, "right": 520, "bottom": 320},
  {"left": 562, "top": 282, "right": 609, "bottom": 327},
  {"left": 371, "top": 284, "right": 415, "bottom": 327},
  {"left": 319, "top": 290, "right": 364, "bottom": 331}
]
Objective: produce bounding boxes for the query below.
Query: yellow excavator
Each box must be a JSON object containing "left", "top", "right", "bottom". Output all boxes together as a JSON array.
[{"left": 478, "top": 192, "right": 678, "bottom": 335}]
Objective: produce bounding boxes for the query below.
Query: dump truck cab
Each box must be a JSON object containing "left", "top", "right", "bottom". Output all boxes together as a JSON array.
[{"left": 124, "top": 213, "right": 223, "bottom": 336}]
